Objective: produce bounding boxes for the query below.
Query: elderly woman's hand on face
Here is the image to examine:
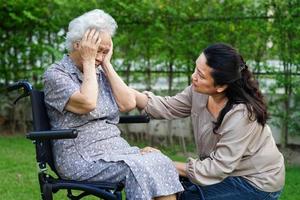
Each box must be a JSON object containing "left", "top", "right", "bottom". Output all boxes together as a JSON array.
[
  {"left": 79, "top": 29, "right": 102, "bottom": 66},
  {"left": 103, "top": 40, "right": 113, "bottom": 68}
]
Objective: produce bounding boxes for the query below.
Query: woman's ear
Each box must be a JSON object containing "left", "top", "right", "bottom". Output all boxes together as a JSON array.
[
  {"left": 73, "top": 41, "right": 80, "bottom": 50},
  {"left": 216, "top": 84, "right": 228, "bottom": 93}
]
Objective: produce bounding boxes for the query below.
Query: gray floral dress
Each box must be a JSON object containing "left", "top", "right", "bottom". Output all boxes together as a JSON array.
[{"left": 43, "top": 55, "right": 183, "bottom": 200}]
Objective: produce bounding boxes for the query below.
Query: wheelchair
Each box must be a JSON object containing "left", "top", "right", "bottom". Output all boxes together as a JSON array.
[{"left": 7, "top": 81, "right": 150, "bottom": 200}]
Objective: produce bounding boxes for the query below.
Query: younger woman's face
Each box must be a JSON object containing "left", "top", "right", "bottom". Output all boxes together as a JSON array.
[{"left": 191, "top": 53, "right": 219, "bottom": 95}]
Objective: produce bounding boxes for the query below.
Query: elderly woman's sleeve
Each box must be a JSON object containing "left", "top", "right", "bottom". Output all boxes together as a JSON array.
[
  {"left": 186, "top": 105, "right": 257, "bottom": 185},
  {"left": 43, "top": 67, "right": 79, "bottom": 113},
  {"left": 142, "top": 85, "right": 192, "bottom": 119}
]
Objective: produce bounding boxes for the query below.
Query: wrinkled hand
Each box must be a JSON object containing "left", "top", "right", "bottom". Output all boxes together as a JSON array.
[
  {"left": 174, "top": 161, "right": 187, "bottom": 177},
  {"left": 140, "top": 146, "right": 161, "bottom": 155},
  {"left": 79, "top": 29, "right": 101, "bottom": 64},
  {"left": 103, "top": 40, "right": 113, "bottom": 68}
]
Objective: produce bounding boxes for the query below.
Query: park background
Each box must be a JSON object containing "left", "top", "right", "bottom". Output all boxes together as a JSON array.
[{"left": 0, "top": 0, "right": 299, "bottom": 199}]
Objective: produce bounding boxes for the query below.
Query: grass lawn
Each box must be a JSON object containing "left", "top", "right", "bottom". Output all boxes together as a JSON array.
[{"left": 0, "top": 135, "right": 299, "bottom": 200}]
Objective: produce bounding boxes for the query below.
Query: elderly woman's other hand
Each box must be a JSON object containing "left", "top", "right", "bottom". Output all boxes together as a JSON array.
[
  {"left": 103, "top": 40, "right": 113, "bottom": 68},
  {"left": 140, "top": 146, "right": 161, "bottom": 155},
  {"left": 174, "top": 161, "right": 188, "bottom": 177},
  {"left": 79, "top": 29, "right": 102, "bottom": 66}
]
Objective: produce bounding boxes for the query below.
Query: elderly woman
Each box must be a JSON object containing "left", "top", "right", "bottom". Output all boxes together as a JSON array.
[
  {"left": 106, "top": 43, "right": 285, "bottom": 200},
  {"left": 43, "top": 9, "right": 183, "bottom": 200}
]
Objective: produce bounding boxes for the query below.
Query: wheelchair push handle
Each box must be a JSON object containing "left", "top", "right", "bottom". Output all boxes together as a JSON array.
[{"left": 6, "top": 81, "right": 33, "bottom": 104}]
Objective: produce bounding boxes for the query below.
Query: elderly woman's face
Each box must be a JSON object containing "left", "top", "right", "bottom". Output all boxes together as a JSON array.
[
  {"left": 191, "top": 53, "right": 218, "bottom": 95},
  {"left": 95, "top": 32, "right": 112, "bottom": 67}
]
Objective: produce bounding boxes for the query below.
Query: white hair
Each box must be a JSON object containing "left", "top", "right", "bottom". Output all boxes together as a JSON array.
[{"left": 65, "top": 9, "right": 117, "bottom": 52}]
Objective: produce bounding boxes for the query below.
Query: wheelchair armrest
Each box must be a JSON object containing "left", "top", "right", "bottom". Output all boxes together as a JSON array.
[
  {"left": 119, "top": 115, "right": 150, "bottom": 124},
  {"left": 26, "top": 129, "right": 78, "bottom": 140}
]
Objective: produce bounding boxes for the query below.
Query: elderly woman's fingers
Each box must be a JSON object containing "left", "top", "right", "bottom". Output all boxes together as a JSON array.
[
  {"left": 87, "top": 28, "right": 96, "bottom": 40},
  {"left": 106, "top": 39, "right": 113, "bottom": 55},
  {"left": 95, "top": 33, "right": 102, "bottom": 46},
  {"left": 110, "top": 39, "right": 113, "bottom": 50},
  {"left": 140, "top": 146, "right": 161, "bottom": 155},
  {"left": 80, "top": 29, "right": 102, "bottom": 47},
  {"left": 91, "top": 31, "right": 100, "bottom": 44},
  {"left": 102, "top": 39, "right": 113, "bottom": 68},
  {"left": 82, "top": 29, "right": 91, "bottom": 42},
  {"left": 78, "top": 29, "right": 102, "bottom": 63}
]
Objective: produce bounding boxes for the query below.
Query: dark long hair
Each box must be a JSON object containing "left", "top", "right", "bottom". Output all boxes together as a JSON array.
[{"left": 203, "top": 43, "right": 268, "bottom": 133}]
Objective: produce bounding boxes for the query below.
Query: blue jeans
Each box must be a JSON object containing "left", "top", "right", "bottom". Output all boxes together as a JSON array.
[{"left": 179, "top": 176, "right": 283, "bottom": 200}]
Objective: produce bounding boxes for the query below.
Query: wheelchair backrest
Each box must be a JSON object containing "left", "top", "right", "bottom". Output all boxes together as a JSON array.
[
  {"left": 31, "top": 89, "right": 51, "bottom": 131},
  {"left": 30, "top": 89, "right": 60, "bottom": 176}
]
